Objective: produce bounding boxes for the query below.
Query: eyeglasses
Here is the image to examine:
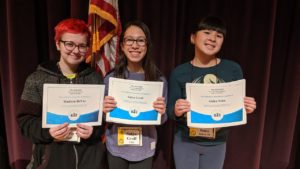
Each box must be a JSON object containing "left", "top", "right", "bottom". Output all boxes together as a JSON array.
[
  {"left": 59, "top": 40, "right": 88, "bottom": 53},
  {"left": 123, "top": 37, "right": 147, "bottom": 46}
]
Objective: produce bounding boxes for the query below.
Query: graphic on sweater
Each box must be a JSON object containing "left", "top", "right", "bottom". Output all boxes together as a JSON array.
[{"left": 192, "top": 73, "right": 225, "bottom": 84}]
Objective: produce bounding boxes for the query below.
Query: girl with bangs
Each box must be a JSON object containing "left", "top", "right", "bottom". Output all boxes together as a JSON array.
[{"left": 167, "top": 16, "right": 257, "bottom": 169}]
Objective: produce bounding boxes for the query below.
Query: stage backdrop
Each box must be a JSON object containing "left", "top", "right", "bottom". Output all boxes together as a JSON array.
[{"left": 0, "top": 0, "right": 299, "bottom": 169}]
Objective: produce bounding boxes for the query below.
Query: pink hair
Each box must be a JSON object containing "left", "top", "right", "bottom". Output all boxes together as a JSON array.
[{"left": 54, "top": 18, "right": 91, "bottom": 42}]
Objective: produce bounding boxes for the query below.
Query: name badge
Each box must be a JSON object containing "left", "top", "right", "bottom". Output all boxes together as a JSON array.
[
  {"left": 118, "top": 127, "right": 142, "bottom": 146},
  {"left": 189, "top": 128, "right": 216, "bottom": 139}
]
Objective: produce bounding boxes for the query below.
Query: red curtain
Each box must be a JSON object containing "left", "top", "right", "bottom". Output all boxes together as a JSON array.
[{"left": 0, "top": 0, "right": 299, "bottom": 169}]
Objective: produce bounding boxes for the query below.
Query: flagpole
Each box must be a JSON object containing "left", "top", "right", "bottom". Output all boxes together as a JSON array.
[
  {"left": 88, "top": 0, "right": 121, "bottom": 76},
  {"left": 91, "top": 13, "right": 96, "bottom": 69}
]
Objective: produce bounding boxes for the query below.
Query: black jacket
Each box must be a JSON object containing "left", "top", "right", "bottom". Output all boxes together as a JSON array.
[{"left": 18, "top": 61, "right": 105, "bottom": 169}]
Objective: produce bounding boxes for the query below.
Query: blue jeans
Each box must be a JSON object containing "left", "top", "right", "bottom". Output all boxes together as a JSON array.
[{"left": 173, "top": 134, "right": 226, "bottom": 169}]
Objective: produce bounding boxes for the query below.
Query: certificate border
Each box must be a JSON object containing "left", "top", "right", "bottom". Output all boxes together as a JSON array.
[
  {"left": 186, "top": 79, "right": 247, "bottom": 128},
  {"left": 106, "top": 77, "right": 163, "bottom": 125},
  {"left": 42, "top": 84, "right": 105, "bottom": 128}
]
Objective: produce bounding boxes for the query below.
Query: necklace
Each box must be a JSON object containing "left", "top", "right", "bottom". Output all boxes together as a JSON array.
[
  {"left": 126, "top": 66, "right": 144, "bottom": 73},
  {"left": 190, "top": 57, "right": 219, "bottom": 84},
  {"left": 191, "top": 57, "right": 218, "bottom": 68}
]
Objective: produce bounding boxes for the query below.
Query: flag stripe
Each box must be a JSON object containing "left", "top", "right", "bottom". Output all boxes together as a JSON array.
[
  {"left": 89, "top": 0, "right": 117, "bottom": 17},
  {"left": 89, "top": 4, "right": 118, "bottom": 27},
  {"left": 87, "top": 0, "right": 121, "bottom": 77}
]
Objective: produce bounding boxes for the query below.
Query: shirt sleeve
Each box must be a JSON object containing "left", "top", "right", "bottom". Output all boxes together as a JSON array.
[
  {"left": 17, "top": 74, "right": 53, "bottom": 144},
  {"left": 160, "top": 76, "right": 168, "bottom": 124},
  {"left": 167, "top": 70, "right": 183, "bottom": 120}
]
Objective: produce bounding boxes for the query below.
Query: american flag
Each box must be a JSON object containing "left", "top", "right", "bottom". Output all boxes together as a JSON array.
[{"left": 87, "top": 0, "right": 122, "bottom": 76}]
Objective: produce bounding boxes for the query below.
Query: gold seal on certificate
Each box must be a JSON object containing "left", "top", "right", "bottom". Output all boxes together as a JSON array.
[
  {"left": 42, "top": 84, "right": 105, "bottom": 128},
  {"left": 106, "top": 77, "right": 163, "bottom": 125},
  {"left": 186, "top": 79, "right": 246, "bottom": 128}
]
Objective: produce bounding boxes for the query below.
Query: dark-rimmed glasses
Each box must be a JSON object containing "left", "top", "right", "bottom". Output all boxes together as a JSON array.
[
  {"left": 59, "top": 40, "right": 88, "bottom": 53},
  {"left": 123, "top": 37, "right": 147, "bottom": 46}
]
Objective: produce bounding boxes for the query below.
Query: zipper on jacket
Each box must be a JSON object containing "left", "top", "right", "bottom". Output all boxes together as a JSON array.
[{"left": 73, "top": 145, "right": 78, "bottom": 169}]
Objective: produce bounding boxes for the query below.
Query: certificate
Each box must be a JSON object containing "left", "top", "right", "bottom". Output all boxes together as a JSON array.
[
  {"left": 106, "top": 77, "right": 163, "bottom": 125},
  {"left": 42, "top": 84, "right": 105, "bottom": 128},
  {"left": 186, "top": 79, "right": 246, "bottom": 128}
]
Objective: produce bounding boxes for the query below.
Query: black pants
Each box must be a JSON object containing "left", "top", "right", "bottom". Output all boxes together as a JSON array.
[{"left": 107, "top": 151, "right": 153, "bottom": 169}]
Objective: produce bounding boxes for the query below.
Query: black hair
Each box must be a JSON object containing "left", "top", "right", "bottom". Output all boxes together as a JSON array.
[
  {"left": 114, "top": 20, "right": 161, "bottom": 81},
  {"left": 192, "top": 16, "right": 227, "bottom": 38}
]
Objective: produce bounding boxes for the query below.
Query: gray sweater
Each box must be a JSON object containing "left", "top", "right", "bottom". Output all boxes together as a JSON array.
[{"left": 17, "top": 61, "right": 105, "bottom": 169}]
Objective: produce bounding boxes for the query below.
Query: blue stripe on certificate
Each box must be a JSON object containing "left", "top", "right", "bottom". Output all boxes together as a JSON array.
[
  {"left": 110, "top": 108, "right": 158, "bottom": 121},
  {"left": 191, "top": 109, "right": 243, "bottom": 123},
  {"left": 46, "top": 111, "right": 99, "bottom": 124}
]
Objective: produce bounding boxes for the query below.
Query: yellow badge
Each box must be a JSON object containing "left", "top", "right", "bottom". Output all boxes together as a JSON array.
[
  {"left": 118, "top": 127, "right": 142, "bottom": 146},
  {"left": 189, "top": 128, "right": 216, "bottom": 139}
]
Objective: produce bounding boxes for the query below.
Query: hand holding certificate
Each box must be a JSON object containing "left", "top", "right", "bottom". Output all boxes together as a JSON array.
[
  {"left": 186, "top": 79, "right": 246, "bottom": 128},
  {"left": 106, "top": 77, "right": 163, "bottom": 125},
  {"left": 42, "top": 84, "right": 105, "bottom": 128}
]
